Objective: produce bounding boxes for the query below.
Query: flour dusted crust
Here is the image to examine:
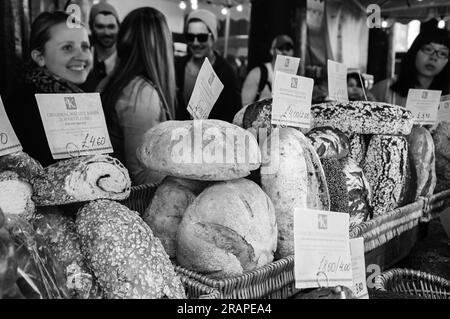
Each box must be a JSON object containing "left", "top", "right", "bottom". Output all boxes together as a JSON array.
[
  {"left": 32, "top": 155, "right": 131, "bottom": 206},
  {"left": 137, "top": 120, "right": 261, "bottom": 181},
  {"left": 0, "top": 171, "right": 35, "bottom": 217},
  {"left": 312, "top": 101, "right": 414, "bottom": 135},
  {"left": 77, "top": 200, "right": 186, "bottom": 299},
  {"left": 362, "top": 135, "right": 408, "bottom": 217},
  {"left": 176, "top": 179, "right": 277, "bottom": 279}
]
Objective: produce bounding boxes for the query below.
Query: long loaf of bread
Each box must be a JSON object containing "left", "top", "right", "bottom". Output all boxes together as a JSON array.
[{"left": 32, "top": 155, "right": 131, "bottom": 206}]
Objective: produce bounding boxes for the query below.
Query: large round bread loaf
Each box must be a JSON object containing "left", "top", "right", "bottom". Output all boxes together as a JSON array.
[
  {"left": 176, "top": 179, "right": 277, "bottom": 279},
  {"left": 311, "top": 101, "right": 414, "bottom": 135},
  {"left": 0, "top": 171, "right": 35, "bottom": 217},
  {"left": 143, "top": 177, "right": 198, "bottom": 258},
  {"left": 77, "top": 200, "right": 186, "bottom": 299},
  {"left": 306, "top": 127, "right": 350, "bottom": 159},
  {"left": 137, "top": 120, "right": 261, "bottom": 181},
  {"left": 260, "top": 128, "right": 308, "bottom": 258},
  {"left": 432, "top": 122, "right": 450, "bottom": 192},
  {"left": 0, "top": 151, "right": 43, "bottom": 182}
]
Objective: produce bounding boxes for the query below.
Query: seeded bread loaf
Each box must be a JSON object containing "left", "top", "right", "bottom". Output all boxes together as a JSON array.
[
  {"left": 77, "top": 200, "right": 186, "bottom": 299},
  {"left": 348, "top": 133, "right": 368, "bottom": 167},
  {"left": 431, "top": 122, "right": 450, "bottom": 192},
  {"left": 176, "top": 179, "right": 277, "bottom": 279},
  {"left": 0, "top": 171, "right": 35, "bottom": 217},
  {"left": 321, "top": 158, "right": 349, "bottom": 214},
  {"left": 311, "top": 101, "right": 414, "bottom": 135},
  {"left": 32, "top": 155, "right": 131, "bottom": 206},
  {"left": 137, "top": 120, "right": 261, "bottom": 181},
  {"left": 0, "top": 151, "right": 43, "bottom": 182},
  {"left": 362, "top": 135, "right": 409, "bottom": 217}
]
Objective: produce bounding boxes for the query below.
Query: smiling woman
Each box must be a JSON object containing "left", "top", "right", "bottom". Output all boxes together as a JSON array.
[{"left": 6, "top": 11, "right": 93, "bottom": 167}]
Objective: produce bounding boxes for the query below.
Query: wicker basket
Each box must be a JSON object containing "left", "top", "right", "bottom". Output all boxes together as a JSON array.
[
  {"left": 175, "top": 256, "right": 298, "bottom": 299},
  {"left": 374, "top": 268, "right": 450, "bottom": 299},
  {"left": 349, "top": 199, "right": 425, "bottom": 253},
  {"left": 420, "top": 189, "right": 450, "bottom": 222}
]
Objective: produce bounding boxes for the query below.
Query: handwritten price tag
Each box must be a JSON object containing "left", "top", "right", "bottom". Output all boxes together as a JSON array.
[
  {"left": 350, "top": 238, "right": 369, "bottom": 299},
  {"left": 187, "top": 58, "right": 224, "bottom": 120},
  {"left": 271, "top": 71, "right": 313, "bottom": 129},
  {"left": 35, "top": 93, "right": 113, "bottom": 159},
  {"left": 294, "top": 209, "right": 353, "bottom": 289},
  {"left": 274, "top": 55, "right": 301, "bottom": 75},
  {"left": 406, "top": 89, "right": 441, "bottom": 125},
  {"left": 0, "top": 96, "right": 22, "bottom": 156},
  {"left": 327, "top": 60, "right": 349, "bottom": 102}
]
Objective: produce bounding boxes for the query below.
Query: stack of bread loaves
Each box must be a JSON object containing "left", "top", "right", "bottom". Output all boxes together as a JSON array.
[
  {"left": 0, "top": 151, "right": 186, "bottom": 299},
  {"left": 137, "top": 119, "right": 278, "bottom": 278}
]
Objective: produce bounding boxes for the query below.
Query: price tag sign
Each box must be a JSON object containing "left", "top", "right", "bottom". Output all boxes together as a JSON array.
[
  {"left": 187, "top": 58, "right": 224, "bottom": 120},
  {"left": 350, "top": 238, "right": 369, "bottom": 299},
  {"left": 327, "top": 60, "right": 349, "bottom": 102},
  {"left": 406, "top": 89, "right": 441, "bottom": 125},
  {"left": 274, "top": 55, "right": 301, "bottom": 75},
  {"left": 0, "top": 96, "right": 22, "bottom": 156},
  {"left": 271, "top": 71, "right": 313, "bottom": 129},
  {"left": 35, "top": 93, "right": 113, "bottom": 160},
  {"left": 294, "top": 209, "right": 353, "bottom": 289},
  {"left": 437, "top": 94, "right": 450, "bottom": 124}
]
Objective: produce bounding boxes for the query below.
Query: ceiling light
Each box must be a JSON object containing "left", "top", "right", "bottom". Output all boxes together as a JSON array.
[
  {"left": 236, "top": 4, "right": 243, "bottom": 12},
  {"left": 381, "top": 20, "right": 388, "bottom": 28},
  {"left": 179, "top": 1, "right": 186, "bottom": 10},
  {"left": 438, "top": 19, "right": 446, "bottom": 29},
  {"left": 191, "top": 3, "right": 198, "bottom": 10},
  {"left": 221, "top": 7, "right": 229, "bottom": 15}
]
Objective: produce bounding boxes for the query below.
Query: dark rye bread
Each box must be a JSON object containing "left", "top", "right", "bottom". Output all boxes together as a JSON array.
[
  {"left": 32, "top": 155, "right": 131, "bottom": 206},
  {"left": 77, "top": 200, "right": 186, "bottom": 299},
  {"left": 311, "top": 101, "right": 414, "bottom": 135},
  {"left": 0, "top": 151, "right": 43, "bottom": 182},
  {"left": 362, "top": 135, "right": 409, "bottom": 217},
  {"left": 176, "top": 179, "right": 277, "bottom": 278}
]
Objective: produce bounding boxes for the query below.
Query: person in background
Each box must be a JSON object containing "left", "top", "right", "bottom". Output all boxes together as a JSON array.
[
  {"left": 81, "top": 2, "right": 119, "bottom": 92},
  {"left": 101, "top": 7, "right": 175, "bottom": 186},
  {"left": 6, "top": 11, "right": 92, "bottom": 167},
  {"left": 175, "top": 9, "right": 242, "bottom": 123},
  {"left": 371, "top": 28, "right": 450, "bottom": 107},
  {"left": 241, "top": 34, "right": 295, "bottom": 106}
]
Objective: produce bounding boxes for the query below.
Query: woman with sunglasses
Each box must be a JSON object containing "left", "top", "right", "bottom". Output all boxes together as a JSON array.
[
  {"left": 241, "top": 34, "right": 295, "bottom": 106},
  {"left": 101, "top": 7, "right": 175, "bottom": 185},
  {"left": 371, "top": 28, "right": 450, "bottom": 106}
]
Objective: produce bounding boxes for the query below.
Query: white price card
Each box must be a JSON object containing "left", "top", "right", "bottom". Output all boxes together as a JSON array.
[
  {"left": 294, "top": 209, "right": 353, "bottom": 289},
  {"left": 406, "top": 89, "right": 441, "bottom": 125},
  {"left": 35, "top": 93, "right": 113, "bottom": 160},
  {"left": 271, "top": 71, "right": 313, "bottom": 129},
  {"left": 187, "top": 58, "right": 224, "bottom": 120},
  {"left": 437, "top": 94, "right": 450, "bottom": 124},
  {"left": 274, "top": 55, "right": 301, "bottom": 75},
  {"left": 327, "top": 59, "right": 349, "bottom": 102},
  {"left": 0, "top": 96, "right": 22, "bottom": 156},
  {"left": 350, "top": 238, "right": 369, "bottom": 299}
]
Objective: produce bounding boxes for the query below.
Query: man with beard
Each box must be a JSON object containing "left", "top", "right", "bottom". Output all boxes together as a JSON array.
[
  {"left": 175, "top": 9, "right": 242, "bottom": 122},
  {"left": 82, "top": 2, "right": 119, "bottom": 92}
]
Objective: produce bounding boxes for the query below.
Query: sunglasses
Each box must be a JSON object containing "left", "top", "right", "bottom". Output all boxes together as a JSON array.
[
  {"left": 276, "top": 43, "right": 294, "bottom": 51},
  {"left": 185, "top": 33, "right": 211, "bottom": 43}
]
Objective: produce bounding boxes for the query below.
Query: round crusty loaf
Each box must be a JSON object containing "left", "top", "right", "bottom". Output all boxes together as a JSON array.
[
  {"left": 137, "top": 120, "right": 261, "bottom": 181},
  {"left": 260, "top": 128, "right": 308, "bottom": 258},
  {"left": 176, "top": 179, "right": 277, "bottom": 279},
  {"left": 306, "top": 126, "right": 350, "bottom": 159},
  {"left": 311, "top": 101, "right": 414, "bottom": 135},
  {"left": 77, "top": 200, "right": 186, "bottom": 299},
  {"left": 142, "top": 177, "right": 197, "bottom": 258}
]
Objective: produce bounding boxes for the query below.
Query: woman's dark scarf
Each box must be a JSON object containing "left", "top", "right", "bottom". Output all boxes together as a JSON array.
[{"left": 24, "top": 64, "right": 84, "bottom": 93}]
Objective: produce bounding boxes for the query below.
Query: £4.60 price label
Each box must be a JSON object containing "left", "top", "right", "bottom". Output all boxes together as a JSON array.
[
  {"left": 0, "top": 96, "right": 22, "bottom": 156},
  {"left": 35, "top": 93, "right": 113, "bottom": 159}
]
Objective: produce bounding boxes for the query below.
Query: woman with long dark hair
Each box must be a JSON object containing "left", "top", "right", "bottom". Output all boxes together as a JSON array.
[
  {"left": 371, "top": 28, "right": 450, "bottom": 106},
  {"left": 101, "top": 7, "right": 176, "bottom": 185}
]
